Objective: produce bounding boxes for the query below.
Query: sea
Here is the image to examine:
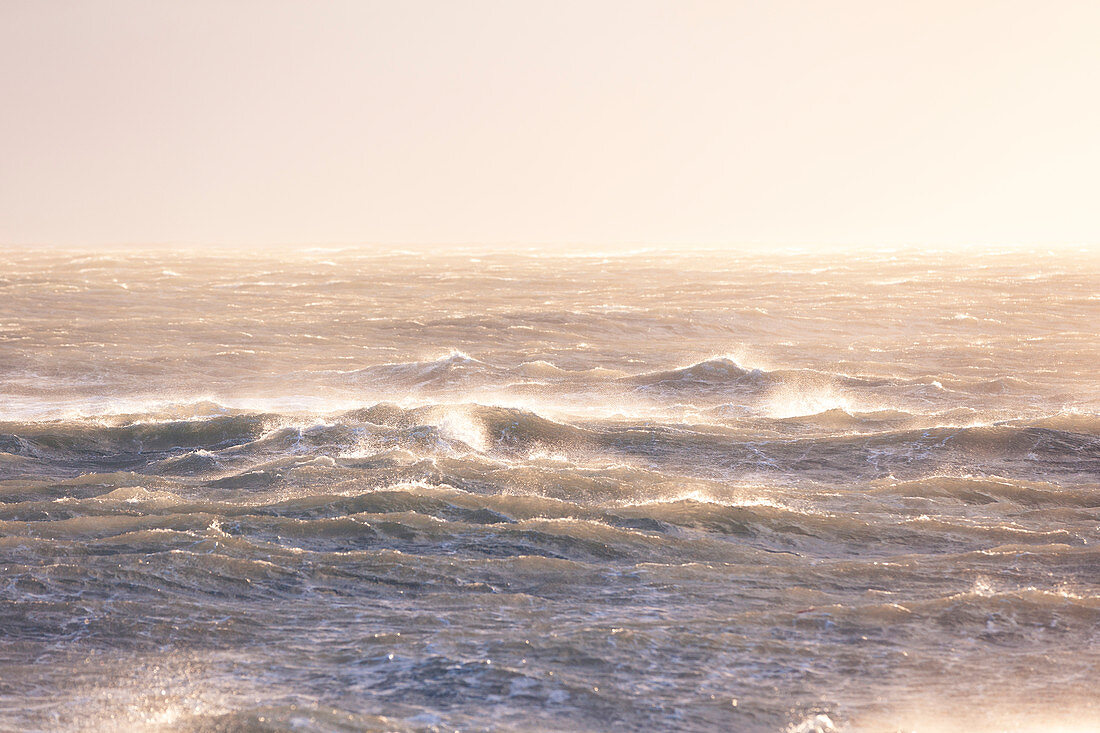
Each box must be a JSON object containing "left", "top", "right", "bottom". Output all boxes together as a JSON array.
[{"left": 1, "top": 246, "right": 1098, "bottom": 732}]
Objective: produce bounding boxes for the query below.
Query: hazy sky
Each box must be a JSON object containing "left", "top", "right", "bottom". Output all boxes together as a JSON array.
[{"left": 2, "top": 1, "right": 1099, "bottom": 249}]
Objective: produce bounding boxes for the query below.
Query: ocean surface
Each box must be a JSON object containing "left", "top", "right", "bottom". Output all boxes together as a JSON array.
[{"left": 1, "top": 247, "right": 1098, "bottom": 732}]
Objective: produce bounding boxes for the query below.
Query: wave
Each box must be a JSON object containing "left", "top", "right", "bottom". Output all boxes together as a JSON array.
[
  {"left": 622, "top": 356, "right": 903, "bottom": 391},
  {"left": 619, "top": 357, "right": 985, "bottom": 421},
  {"left": 343, "top": 351, "right": 504, "bottom": 390},
  {"left": 0, "top": 352, "right": 1070, "bottom": 436},
  {"left": 0, "top": 414, "right": 266, "bottom": 462},
  {"left": 3, "top": 399, "right": 1099, "bottom": 488},
  {"left": 872, "top": 474, "right": 1100, "bottom": 507},
  {"left": 625, "top": 357, "right": 764, "bottom": 388},
  {"left": 6, "top": 472, "right": 1093, "bottom": 599}
]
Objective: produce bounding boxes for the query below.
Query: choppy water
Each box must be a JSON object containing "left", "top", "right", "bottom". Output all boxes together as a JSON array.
[{"left": 1, "top": 247, "right": 1098, "bottom": 732}]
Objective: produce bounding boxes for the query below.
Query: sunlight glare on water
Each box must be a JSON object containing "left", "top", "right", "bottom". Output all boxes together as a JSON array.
[{"left": 0, "top": 246, "right": 1098, "bottom": 731}]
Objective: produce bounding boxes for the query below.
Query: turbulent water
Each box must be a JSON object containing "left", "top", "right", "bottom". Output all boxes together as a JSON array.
[{"left": 1, "top": 247, "right": 1098, "bottom": 732}]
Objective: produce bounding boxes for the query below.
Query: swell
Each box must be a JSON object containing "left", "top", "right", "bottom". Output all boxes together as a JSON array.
[
  {"left": 0, "top": 414, "right": 266, "bottom": 460},
  {"left": 3, "top": 469, "right": 1095, "bottom": 572},
  {"left": 3, "top": 402, "right": 1099, "bottom": 486},
  {"left": 282, "top": 352, "right": 1057, "bottom": 415}
]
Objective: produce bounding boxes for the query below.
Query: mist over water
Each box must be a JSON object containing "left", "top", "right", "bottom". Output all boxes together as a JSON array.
[{"left": 1, "top": 247, "right": 1098, "bottom": 732}]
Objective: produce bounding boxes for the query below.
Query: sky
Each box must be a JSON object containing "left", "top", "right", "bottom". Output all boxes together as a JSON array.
[{"left": 2, "top": 0, "right": 1099, "bottom": 250}]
